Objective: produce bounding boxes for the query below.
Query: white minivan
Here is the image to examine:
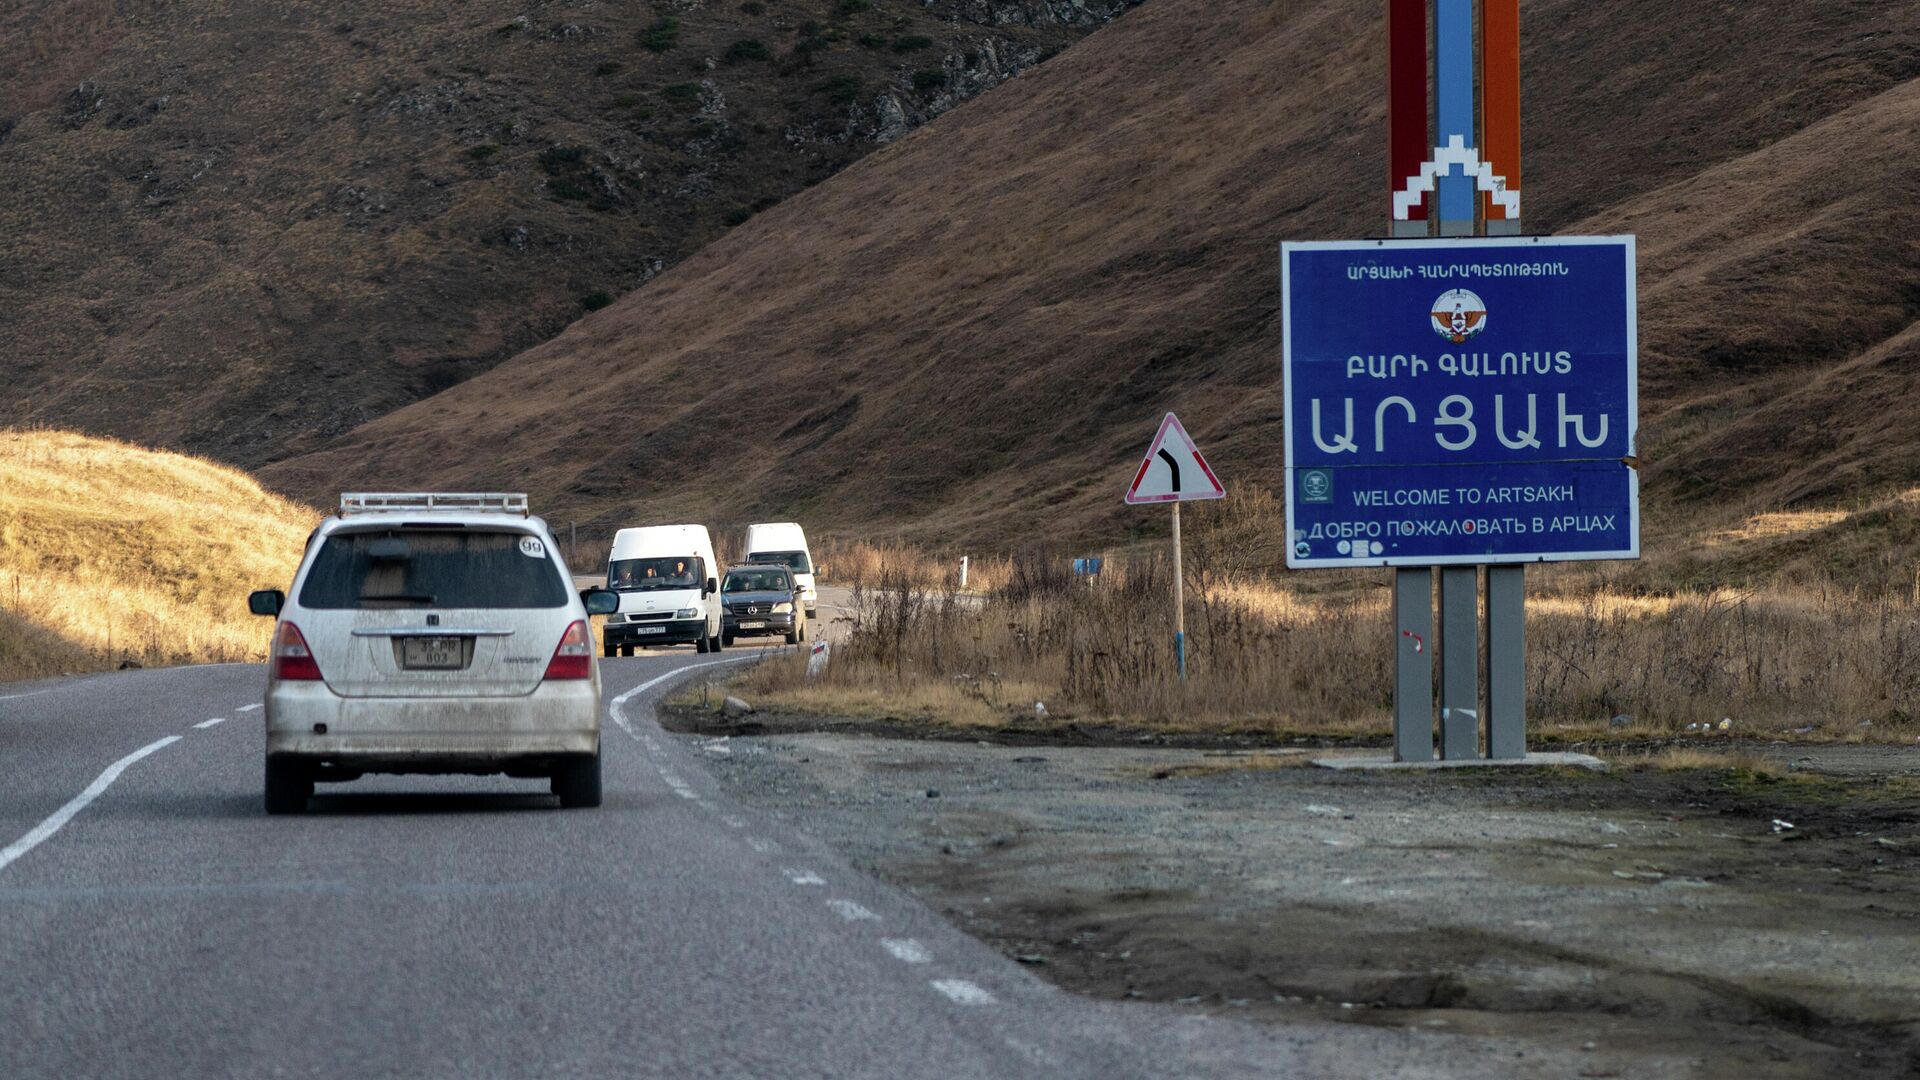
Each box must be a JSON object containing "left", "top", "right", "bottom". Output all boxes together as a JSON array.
[
  {"left": 742, "top": 522, "right": 817, "bottom": 619},
  {"left": 602, "top": 524, "right": 724, "bottom": 656}
]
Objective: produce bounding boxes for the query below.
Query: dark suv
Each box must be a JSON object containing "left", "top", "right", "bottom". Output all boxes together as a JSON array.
[{"left": 721, "top": 564, "right": 807, "bottom": 646}]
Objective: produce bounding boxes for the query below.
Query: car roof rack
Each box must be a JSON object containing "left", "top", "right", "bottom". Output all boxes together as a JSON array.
[{"left": 339, "top": 492, "right": 530, "bottom": 517}]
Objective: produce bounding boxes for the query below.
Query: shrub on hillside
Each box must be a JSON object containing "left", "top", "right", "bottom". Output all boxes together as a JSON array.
[
  {"left": 642, "top": 17, "right": 679, "bottom": 52},
  {"left": 725, "top": 38, "right": 771, "bottom": 63}
]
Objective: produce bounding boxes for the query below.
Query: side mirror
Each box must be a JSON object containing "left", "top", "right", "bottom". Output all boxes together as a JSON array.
[
  {"left": 580, "top": 588, "right": 620, "bottom": 616},
  {"left": 248, "top": 589, "right": 285, "bottom": 617},
  {"left": 705, "top": 577, "right": 718, "bottom": 597}
]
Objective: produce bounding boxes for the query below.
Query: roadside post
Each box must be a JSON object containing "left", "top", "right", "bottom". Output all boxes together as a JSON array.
[
  {"left": 1280, "top": 0, "right": 1638, "bottom": 762},
  {"left": 1124, "top": 412, "right": 1226, "bottom": 681}
]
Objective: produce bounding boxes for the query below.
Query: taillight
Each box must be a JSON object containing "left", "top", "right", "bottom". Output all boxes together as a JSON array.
[
  {"left": 543, "top": 620, "right": 593, "bottom": 681},
  {"left": 272, "top": 621, "right": 323, "bottom": 681}
]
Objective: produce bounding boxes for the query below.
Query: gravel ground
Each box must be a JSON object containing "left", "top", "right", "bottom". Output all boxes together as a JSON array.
[{"left": 666, "top": 707, "right": 1920, "bottom": 1079}]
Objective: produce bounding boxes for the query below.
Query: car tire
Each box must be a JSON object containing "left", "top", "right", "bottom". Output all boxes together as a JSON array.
[
  {"left": 696, "top": 634, "right": 710, "bottom": 653},
  {"left": 603, "top": 641, "right": 617, "bottom": 658},
  {"left": 621, "top": 645, "right": 635, "bottom": 657},
  {"left": 722, "top": 634, "right": 735, "bottom": 648},
  {"left": 552, "top": 754, "right": 602, "bottom": 809},
  {"left": 264, "top": 758, "right": 312, "bottom": 815},
  {"left": 784, "top": 626, "right": 799, "bottom": 645},
  {"left": 710, "top": 632, "right": 723, "bottom": 653}
]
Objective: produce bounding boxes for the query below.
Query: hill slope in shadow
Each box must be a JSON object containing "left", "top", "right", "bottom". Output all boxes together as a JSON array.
[{"left": 264, "top": 0, "right": 1920, "bottom": 546}]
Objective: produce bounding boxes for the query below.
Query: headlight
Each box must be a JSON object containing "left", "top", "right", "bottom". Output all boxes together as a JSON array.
[
  {"left": 675, "top": 607, "right": 701, "bottom": 619},
  {"left": 772, "top": 602, "right": 793, "bottom": 614}
]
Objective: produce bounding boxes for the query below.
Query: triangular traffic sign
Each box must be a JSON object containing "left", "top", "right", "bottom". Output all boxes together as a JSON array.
[{"left": 1124, "top": 413, "right": 1225, "bottom": 505}]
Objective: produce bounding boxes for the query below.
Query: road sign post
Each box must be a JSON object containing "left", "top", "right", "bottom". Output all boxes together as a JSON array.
[{"left": 1124, "top": 412, "right": 1225, "bottom": 683}]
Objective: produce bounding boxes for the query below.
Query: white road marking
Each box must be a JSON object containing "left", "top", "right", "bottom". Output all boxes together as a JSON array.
[
  {"left": 931, "top": 979, "right": 997, "bottom": 1006},
  {"left": 0, "top": 686, "right": 65, "bottom": 702},
  {"left": 783, "top": 868, "right": 826, "bottom": 886},
  {"left": 193, "top": 717, "right": 226, "bottom": 729},
  {"left": 881, "top": 938, "right": 933, "bottom": 964},
  {"left": 720, "top": 814, "right": 747, "bottom": 829},
  {"left": 235, "top": 704, "right": 262, "bottom": 713},
  {"left": 747, "top": 837, "right": 781, "bottom": 854},
  {"left": 607, "top": 655, "right": 761, "bottom": 735},
  {"left": 0, "top": 736, "right": 182, "bottom": 876},
  {"left": 826, "top": 899, "right": 878, "bottom": 922}
]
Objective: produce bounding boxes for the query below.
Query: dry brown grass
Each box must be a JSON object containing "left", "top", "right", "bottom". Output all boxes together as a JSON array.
[
  {"left": 0, "top": 429, "right": 317, "bottom": 682},
  {"left": 812, "top": 538, "right": 1008, "bottom": 593},
  {"left": 740, "top": 493, "right": 1920, "bottom": 743},
  {"left": 1610, "top": 747, "right": 1787, "bottom": 776}
]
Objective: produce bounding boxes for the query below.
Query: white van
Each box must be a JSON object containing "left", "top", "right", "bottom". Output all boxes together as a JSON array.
[
  {"left": 602, "top": 524, "right": 723, "bottom": 655},
  {"left": 742, "top": 522, "right": 817, "bottom": 619}
]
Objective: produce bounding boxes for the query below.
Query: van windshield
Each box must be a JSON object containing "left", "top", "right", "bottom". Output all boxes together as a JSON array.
[
  {"left": 608, "top": 557, "right": 704, "bottom": 591},
  {"left": 747, "top": 550, "right": 811, "bottom": 574},
  {"left": 298, "top": 530, "right": 568, "bottom": 609}
]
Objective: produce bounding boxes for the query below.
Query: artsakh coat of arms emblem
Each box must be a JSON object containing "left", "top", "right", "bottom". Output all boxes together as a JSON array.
[{"left": 1430, "top": 288, "right": 1487, "bottom": 344}]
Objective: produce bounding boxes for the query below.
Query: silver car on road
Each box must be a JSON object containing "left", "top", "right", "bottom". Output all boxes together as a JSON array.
[{"left": 248, "top": 493, "right": 619, "bottom": 813}]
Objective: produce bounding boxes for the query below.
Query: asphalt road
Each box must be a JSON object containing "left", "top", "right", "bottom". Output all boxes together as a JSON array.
[{"left": 0, "top": 653, "right": 1506, "bottom": 1078}]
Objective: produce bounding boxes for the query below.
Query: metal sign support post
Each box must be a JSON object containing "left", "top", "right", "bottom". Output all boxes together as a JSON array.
[
  {"left": 1386, "top": 0, "right": 1433, "bottom": 762},
  {"left": 1172, "top": 502, "right": 1186, "bottom": 680},
  {"left": 1480, "top": 0, "right": 1527, "bottom": 759}
]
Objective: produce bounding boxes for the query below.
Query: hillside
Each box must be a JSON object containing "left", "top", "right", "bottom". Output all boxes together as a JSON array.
[
  {"left": 0, "top": 0, "right": 1125, "bottom": 466},
  {"left": 262, "top": 0, "right": 1920, "bottom": 548},
  {"left": 0, "top": 430, "right": 315, "bottom": 682}
]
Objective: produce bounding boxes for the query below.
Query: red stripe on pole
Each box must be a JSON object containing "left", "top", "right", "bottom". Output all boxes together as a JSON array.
[
  {"left": 1481, "top": 0, "right": 1521, "bottom": 222},
  {"left": 1387, "top": 0, "right": 1429, "bottom": 222}
]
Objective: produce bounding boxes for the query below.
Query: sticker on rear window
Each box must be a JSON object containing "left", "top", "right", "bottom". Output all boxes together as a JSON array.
[{"left": 519, "top": 537, "right": 546, "bottom": 559}]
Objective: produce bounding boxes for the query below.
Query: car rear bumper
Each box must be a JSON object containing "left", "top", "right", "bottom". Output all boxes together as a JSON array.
[
  {"left": 723, "top": 612, "right": 795, "bottom": 636},
  {"left": 603, "top": 618, "right": 707, "bottom": 646},
  {"left": 264, "top": 679, "right": 600, "bottom": 768}
]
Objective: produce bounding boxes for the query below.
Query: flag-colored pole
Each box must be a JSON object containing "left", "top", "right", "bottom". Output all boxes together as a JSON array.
[
  {"left": 1481, "top": 0, "right": 1522, "bottom": 235},
  {"left": 1433, "top": 0, "right": 1475, "bottom": 236},
  {"left": 1387, "top": 0, "right": 1428, "bottom": 237}
]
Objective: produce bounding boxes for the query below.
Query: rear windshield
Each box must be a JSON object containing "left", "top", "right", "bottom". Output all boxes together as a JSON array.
[
  {"left": 299, "top": 529, "right": 568, "bottom": 610},
  {"left": 724, "top": 569, "right": 791, "bottom": 593},
  {"left": 608, "top": 556, "right": 705, "bottom": 592},
  {"left": 747, "top": 550, "right": 811, "bottom": 574}
]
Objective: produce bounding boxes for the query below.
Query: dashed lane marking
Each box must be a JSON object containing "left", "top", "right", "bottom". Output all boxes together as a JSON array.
[
  {"left": 0, "top": 736, "right": 183, "bottom": 876},
  {"left": 826, "top": 899, "right": 879, "bottom": 922},
  {"left": 931, "top": 979, "right": 997, "bottom": 1006},
  {"left": 782, "top": 869, "right": 826, "bottom": 886},
  {"left": 193, "top": 718, "right": 227, "bottom": 730},
  {"left": 235, "top": 704, "right": 262, "bottom": 713},
  {"left": 747, "top": 837, "right": 781, "bottom": 854},
  {"left": 881, "top": 938, "right": 933, "bottom": 964}
]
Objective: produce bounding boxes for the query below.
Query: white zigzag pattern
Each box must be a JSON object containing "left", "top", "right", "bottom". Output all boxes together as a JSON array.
[{"left": 1393, "top": 135, "right": 1521, "bottom": 221}]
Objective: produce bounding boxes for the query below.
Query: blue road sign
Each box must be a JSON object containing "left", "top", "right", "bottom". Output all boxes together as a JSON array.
[{"left": 1282, "top": 236, "right": 1638, "bottom": 568}]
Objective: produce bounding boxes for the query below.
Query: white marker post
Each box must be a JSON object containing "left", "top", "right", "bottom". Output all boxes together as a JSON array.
[{"left": 1124, "top": 413, "right": 1225, "bottom": 680}]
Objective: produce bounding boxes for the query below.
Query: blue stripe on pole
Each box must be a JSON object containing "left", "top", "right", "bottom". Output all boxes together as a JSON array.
[{"left": 1434, "top": 0, "right": 1475, "bottom": 225}]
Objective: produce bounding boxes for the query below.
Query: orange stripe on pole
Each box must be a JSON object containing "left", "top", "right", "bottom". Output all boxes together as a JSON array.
[{"left": 1481, "top": 0, "right": 1521, "bottom": 222}]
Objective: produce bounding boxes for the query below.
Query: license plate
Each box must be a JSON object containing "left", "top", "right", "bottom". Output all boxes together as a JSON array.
[
  {"left": 739, "top": 621, "right": 766, "bottom": 630},
  {"left": 401, "top": 636, "right": 464, "bottom": 669},
  {"left": 635, "top": 626, "right": 666, "bottom": 635}
]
